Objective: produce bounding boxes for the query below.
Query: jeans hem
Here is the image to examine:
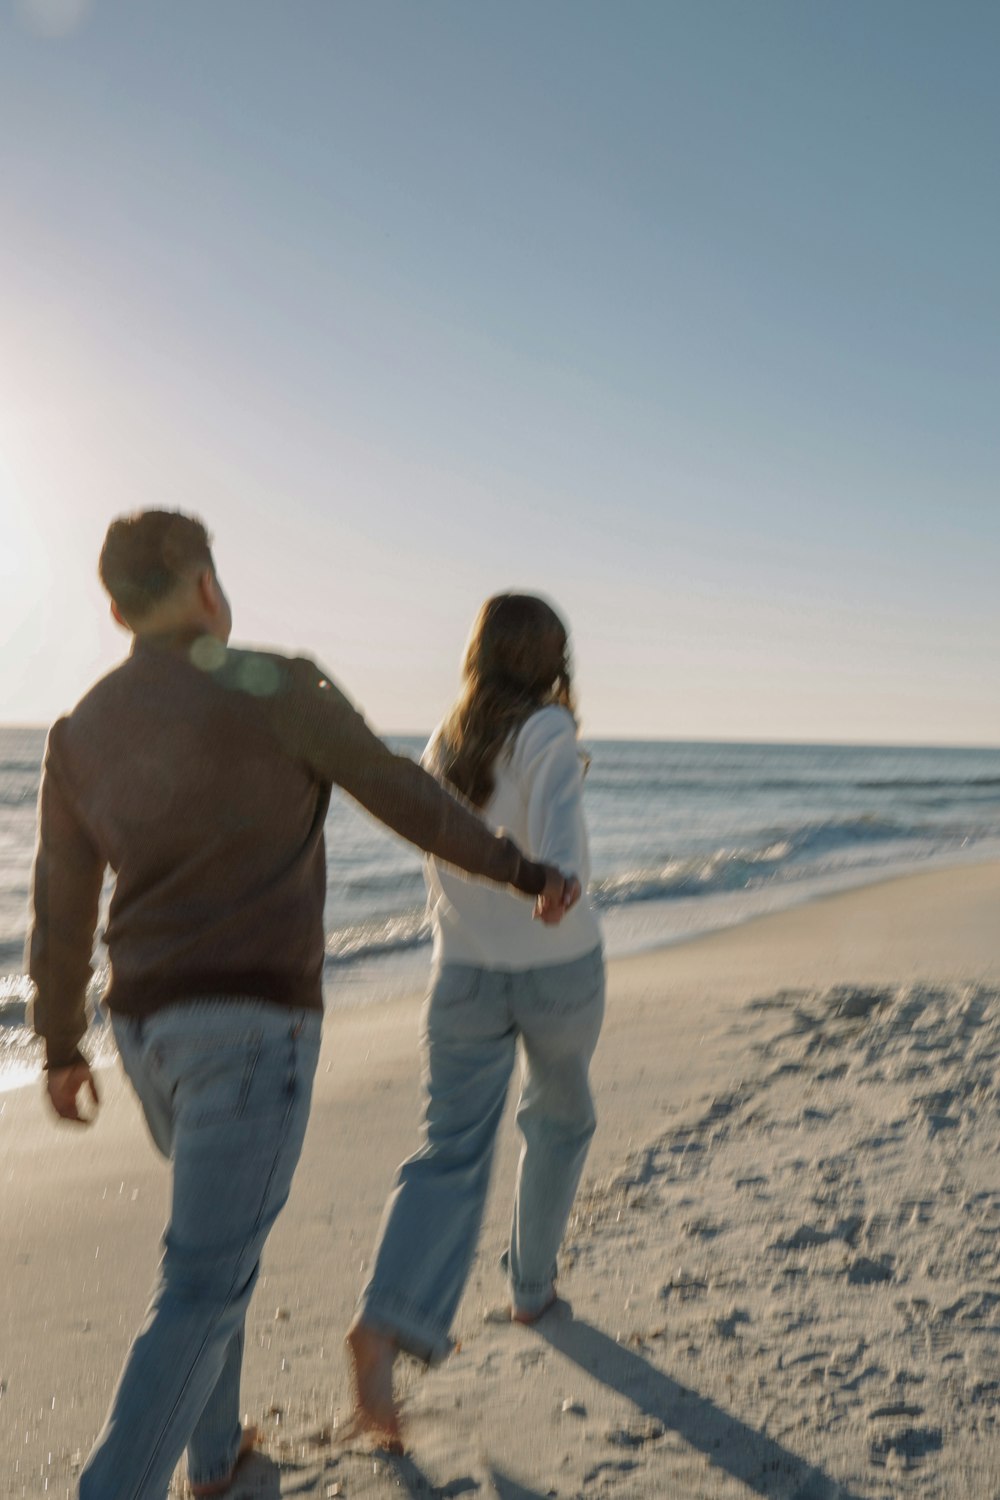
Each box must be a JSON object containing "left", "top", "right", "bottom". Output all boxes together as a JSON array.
[
  {"left": 500, "top": 1248, "right": 559, "bottom": 1308},
  {"left": 509, "top": 1280, "right": 558, "bottom": 1313},
  {"left": 359, "top": 1293, "right": 453, "bottom": 1367},
  {"left": 188, "top": 1439, "right": 241, "bottom": 1487}
]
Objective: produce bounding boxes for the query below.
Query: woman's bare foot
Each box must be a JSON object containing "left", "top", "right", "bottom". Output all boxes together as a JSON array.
[
  {"left": 190, "top": 1424, "right": 259, "bottom": 1497},
  {"left": 345, "top": 1320, "right": 403, "bottom": 1452},
  {"left": 511, "top": 1287, "right": 558, "bottom": 1325}
]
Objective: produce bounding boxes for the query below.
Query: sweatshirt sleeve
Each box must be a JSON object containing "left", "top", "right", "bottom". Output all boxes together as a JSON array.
[
  {"left": 517, "top": 709, "right": 590, "bottom": 886},
  {"left": 27, "top": 724, "right": 106, "bottom": 1068},
  {"left": 275, "top": 658, "right": 548, "bottom": 896}
]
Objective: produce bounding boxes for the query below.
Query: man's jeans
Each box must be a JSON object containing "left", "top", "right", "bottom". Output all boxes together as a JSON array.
[
  {"left": 357, "top": 946, "right": 604, "bottom": 1363},
  {"left": 79, "top": 1000, "right": 321, "bottom": 1500}
]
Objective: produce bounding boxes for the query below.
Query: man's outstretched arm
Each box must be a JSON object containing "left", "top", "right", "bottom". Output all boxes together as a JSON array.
[
  {"left": 279, "top": 658, "right": 576, "bottom": 908},
  {"left": 27, "top": 725, "right": 105, "bottom": 1120}
]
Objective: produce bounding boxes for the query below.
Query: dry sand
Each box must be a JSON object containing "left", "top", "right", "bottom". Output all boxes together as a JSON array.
[{"left": 2, "top": 861, "right": 999, "bottom": 1498}]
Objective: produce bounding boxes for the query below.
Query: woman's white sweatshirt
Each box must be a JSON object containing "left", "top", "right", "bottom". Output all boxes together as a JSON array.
[{"left": 423, "top": 705, "right": 603, "bottom": 970}]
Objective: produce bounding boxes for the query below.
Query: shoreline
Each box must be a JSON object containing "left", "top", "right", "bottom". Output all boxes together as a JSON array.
[
  {"left": 2, "top": 860, "right": 999, "bottom": 1496},
  {"left": 5, "top": 842, "right": 1000, "bottom": 1100}
]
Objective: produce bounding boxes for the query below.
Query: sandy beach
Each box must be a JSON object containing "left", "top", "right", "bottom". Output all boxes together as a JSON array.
[{"left": 3, "top": 861, "right": 999, "bottom": 1499}]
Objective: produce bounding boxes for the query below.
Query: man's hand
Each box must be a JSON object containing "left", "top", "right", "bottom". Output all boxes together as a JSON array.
[
  {"left": 533, "top": 868, "right": 582, "bottom": 926},
  {"left": 46, "top": 1062, "right": 100, "bottom": 1125}
]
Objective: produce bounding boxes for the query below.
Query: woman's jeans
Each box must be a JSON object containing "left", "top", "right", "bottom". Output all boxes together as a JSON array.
[
  {"left": 79, "top": 1000, "right": 321, "bottom": 1500},
  {"left": 357, "top": 947, "right": 605, "bottom": 1363}
]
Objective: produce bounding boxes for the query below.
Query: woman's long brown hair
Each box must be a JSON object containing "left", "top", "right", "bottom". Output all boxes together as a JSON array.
[{"left": 434, "top": 593, "right": 576, "bottom": 807}]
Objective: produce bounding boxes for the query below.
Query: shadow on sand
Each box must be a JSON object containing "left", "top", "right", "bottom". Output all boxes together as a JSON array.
[
  {"left": 488, "top": 1470, "right": 555, "bottom": 1499},
  {"left": 230, "top": 1449, "right": 282, "bottom": 1498},
  {"left": 379, "top": 1450, "right": 480, "bottom": 1497},
  {"left": 538, "top": 1315, "right": 864, "bottom": 1500},
  {"left": 378, "top": 1452, "right": 550, "bottom": 1498}
]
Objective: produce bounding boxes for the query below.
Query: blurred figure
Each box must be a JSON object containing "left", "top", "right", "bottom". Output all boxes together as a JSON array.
[{"left": 348, "top": 593, "right": 603, "bottom": 1448}]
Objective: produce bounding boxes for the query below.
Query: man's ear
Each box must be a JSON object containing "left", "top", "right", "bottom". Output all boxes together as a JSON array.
[
  {"left": 110, "top": 601, "right": 128, "bottom": 629},
  {"left": 197, "top": 568, "right": 220, "bottom": 614}
]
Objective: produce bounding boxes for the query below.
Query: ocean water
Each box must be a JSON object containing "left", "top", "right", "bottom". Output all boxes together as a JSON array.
[{"left": 2, "top": 726, "right": 1000, "bottom": 1089}]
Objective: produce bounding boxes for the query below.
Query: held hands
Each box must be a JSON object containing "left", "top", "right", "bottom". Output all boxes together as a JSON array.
[
  {"left": 534, "top": 867, "right": 582, "bottom": 926},
  {"left": 46, "top": 1062, "right": 100, "bottom": 1126}
]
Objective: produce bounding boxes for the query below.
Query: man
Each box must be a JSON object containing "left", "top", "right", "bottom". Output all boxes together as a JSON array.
[{"left": 29, "top": 510, "right": 575, "bottom": 1499}]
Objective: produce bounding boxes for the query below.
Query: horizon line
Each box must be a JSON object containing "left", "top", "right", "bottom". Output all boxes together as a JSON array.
[{"left": 2, "top": 723, "right": 998, "bottom": 755}]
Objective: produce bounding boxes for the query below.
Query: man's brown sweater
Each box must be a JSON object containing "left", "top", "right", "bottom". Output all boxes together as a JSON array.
[{"left": 28, "top": 633, "right": 548, "bottom": 1067}]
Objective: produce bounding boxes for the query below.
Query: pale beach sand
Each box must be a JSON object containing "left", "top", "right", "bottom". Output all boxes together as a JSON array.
[{"left": 3, "top": 862, "right": 999, "bottom": 1498}]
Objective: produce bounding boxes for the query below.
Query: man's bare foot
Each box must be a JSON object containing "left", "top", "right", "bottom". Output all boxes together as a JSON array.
[
  {"left": 189, "top": 1424, "right": 259, "bottom": 1497},
  {"left": 345, "top": 1320, "right": 403, "bottom": 1452},
  {"left": 511, "top": 1288, "right": 558, "bottom": 1325}
]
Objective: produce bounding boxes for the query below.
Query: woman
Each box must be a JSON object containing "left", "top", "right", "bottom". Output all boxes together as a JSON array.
[{"left": 347, "top": 594, "right": 605, "bottom": 1447}]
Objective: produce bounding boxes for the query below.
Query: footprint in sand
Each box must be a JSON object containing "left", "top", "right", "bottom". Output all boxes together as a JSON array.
[
  {"left": 713, "top": 1308, "right": 752, "bottom": 1339},
  {"left": 772, "top": 1223, "right": 832, "bottom": 1251},
  {"left": 582, "top": 1458, "right": 642, "bottom": 1486},
  {"left": 869, "top": 1425, "right": 943, "bottom": 1466},
  {"left": 846, "top": 1255, "right": 894, "bottom": 1286},
  {"left": 897, "top": 1198, "right": 935, "bottom": 1227},
  {"left": 682, "top": 1215, "right": 725, "bottom": 1241},
  {"left": 772, "top": 1214, "right": 863, "bottom": 1252},
  {"left": 606, "top": 1418, "right": 665, "bottom": 1448},
  {"left": 937, "top": 1291, "right": 1000, "bottom": 1327},
  {"left": 658, "top": 1272, "right": 708, "bottom": 1302},
  {"left": 827, "top": 986, "right": 892, "bottom": 1021},
  {"left": 516, "top": 1348, "right": 546, "bottom": 1371},
  {"left": 868, "top": 1401, "right": 924, "bottom": 1419}
]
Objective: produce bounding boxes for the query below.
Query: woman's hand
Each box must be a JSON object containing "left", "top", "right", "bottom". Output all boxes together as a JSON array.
[{"left": 534, "top": 870, "right": 581, "bottom": 926}]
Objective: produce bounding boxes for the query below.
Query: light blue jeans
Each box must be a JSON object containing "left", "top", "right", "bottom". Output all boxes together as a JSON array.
[
  {"left": 357, "top": 946, "right": 605, "bottom": 1363},
  {"left": 79, "top": 1000, "right": 321, "bottom": 1500}
]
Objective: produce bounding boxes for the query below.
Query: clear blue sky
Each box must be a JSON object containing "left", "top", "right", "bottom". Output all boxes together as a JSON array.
[{"left": 2, "top": 0, "right": 997, "bottom": 743}]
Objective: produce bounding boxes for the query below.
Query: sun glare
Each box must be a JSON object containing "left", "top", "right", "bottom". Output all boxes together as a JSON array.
[
  {"left": 0, "top": 472, "right": 43, "bottom": 596},
  {"left": 14, "top": 0, "right": 92, "bottom": 41},
  {"left": 0, "top": 449, "right": 47, "bottom": 708}
]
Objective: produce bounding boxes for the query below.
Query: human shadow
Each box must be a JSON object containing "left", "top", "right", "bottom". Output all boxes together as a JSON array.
[
  {"left": 488, "top": 1469, "right": 552, "bottom": 1499},
  {"left": 378, "top": 1452, "right": 546, "bottom": 1498},
  {"left": 537, "top": 1317, "right": 865, "bottom": 1500},
  {"left": 380, "top": 1449, "right": 480, "bottom": 1497},
  {"left": 229, "top": 1449, "right": 281, "bottom": 1498}
]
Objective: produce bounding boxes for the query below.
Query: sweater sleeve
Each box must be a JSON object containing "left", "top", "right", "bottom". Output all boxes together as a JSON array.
[
  {"left": 517, "top": 708, "right": 590, "bottom": 885},
  {"left": 27, "top": 724, "right": 106, "bottom": 1068},
  {"left": 275, "top": 658, "right": 548, "bottom": 896}
]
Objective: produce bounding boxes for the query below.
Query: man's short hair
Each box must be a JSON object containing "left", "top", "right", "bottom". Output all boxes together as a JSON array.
[{"left": 99, "top": 511, "right": 213, "bottom": 622}]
